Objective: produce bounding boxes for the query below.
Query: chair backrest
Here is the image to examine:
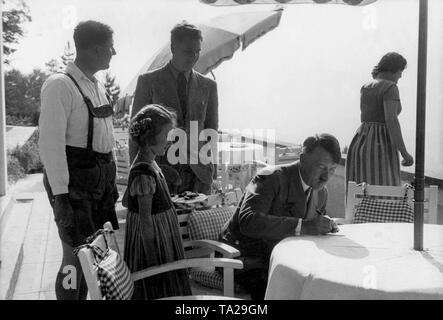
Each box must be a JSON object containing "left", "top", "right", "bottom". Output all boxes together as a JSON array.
[
  {"left": 177, "top": 188, "right": 242, "bottom": 258},
  {"left": 114, "top": 146, "right": 130, "bottom": 186},
  {"left": 76, "top": 221, "right": 125, "bottom": 300},
  {"left": 187, "top": 206, "right": 237, "bottom": 242},
  {"left": 76, "top": 233, "right": 108, "bottom": 300},
  {"left": 346, "top": 181, "right": 438, "bottom": 223}
]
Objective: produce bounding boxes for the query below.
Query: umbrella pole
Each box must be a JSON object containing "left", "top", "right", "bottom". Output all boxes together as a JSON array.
[
  {"left": 414, "top": 0, "right": 428, "bottom": 251},
  {"left": 0, "top": 1, "right": 8, "bottom": 196}
]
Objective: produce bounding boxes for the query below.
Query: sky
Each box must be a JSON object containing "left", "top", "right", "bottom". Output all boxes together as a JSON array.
[
  {"left": 8, "top": 0, "right": 241, "bottom": 86},
  {"left": 6, "top": 0, "right": 443, "bottom": 178}
]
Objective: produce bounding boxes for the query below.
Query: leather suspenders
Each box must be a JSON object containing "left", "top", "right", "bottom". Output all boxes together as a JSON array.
[{"left": 60, "top": 72, "right": 112, "bottom": 151}]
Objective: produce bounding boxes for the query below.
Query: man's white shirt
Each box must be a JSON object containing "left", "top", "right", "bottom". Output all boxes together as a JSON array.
[{"left": 39, "top": 62, "right": 115, "bottom": 195}]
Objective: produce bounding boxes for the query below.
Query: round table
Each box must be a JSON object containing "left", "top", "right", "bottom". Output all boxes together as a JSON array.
[{"left": 265, "top": 223, "right": 443, "bottom": 300}]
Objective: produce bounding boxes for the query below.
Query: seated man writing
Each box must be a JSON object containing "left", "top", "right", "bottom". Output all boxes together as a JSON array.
[{"left": 219, "top": 133, "right": 341, "bottom": 299}]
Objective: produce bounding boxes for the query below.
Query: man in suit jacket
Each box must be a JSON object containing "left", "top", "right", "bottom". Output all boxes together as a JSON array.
[
  {"left": 219, "top": 133, "right": 342, "bottom": 299},
  {"left": 130, "top": 22, "right": 218, "bottom": 194}
]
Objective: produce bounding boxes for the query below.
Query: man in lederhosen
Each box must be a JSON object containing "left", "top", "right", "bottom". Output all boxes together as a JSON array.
[{"left": 39, "top": 20, "right": 118, "bottom": 300}]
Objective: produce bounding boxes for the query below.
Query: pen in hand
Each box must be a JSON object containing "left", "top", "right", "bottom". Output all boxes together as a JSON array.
[{"left": 316, "top": 209, "right": 339, "bottom": 233}]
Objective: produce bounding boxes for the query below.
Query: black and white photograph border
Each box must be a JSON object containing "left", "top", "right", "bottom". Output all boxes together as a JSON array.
[{"left": 0, "top": 0, "right": 442, "bottom": 308}]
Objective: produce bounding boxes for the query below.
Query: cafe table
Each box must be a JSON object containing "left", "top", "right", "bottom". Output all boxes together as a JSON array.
[
  {"left": 265, "top": 223, "right": 443, "bottom": 300},
  {"left": 171, "top": 193, "right": 209, "bottom": 211}
]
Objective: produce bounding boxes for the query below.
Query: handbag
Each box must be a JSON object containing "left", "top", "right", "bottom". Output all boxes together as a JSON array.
[
  {"left": 353, "top": 183, "right": 414, "bottom": 223},
  {"left": 75, "top": 230, "right": 134, "bottom": 300}
]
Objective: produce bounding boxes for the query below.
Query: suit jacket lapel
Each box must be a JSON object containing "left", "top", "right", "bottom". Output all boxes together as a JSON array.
[
  {"left": 160, "top": 65, "right": 184, "bottom": 125},
  {"left": 286, "top": 162, "right": 307, "bottom": 219}
]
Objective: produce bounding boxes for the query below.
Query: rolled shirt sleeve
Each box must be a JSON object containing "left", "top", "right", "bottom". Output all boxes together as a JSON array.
[
  {"left": 38, "top": 78, "right": 72, "bottom": 195},
  {"left": 237, "top": 171, "right": 299, "bottom": 241}
]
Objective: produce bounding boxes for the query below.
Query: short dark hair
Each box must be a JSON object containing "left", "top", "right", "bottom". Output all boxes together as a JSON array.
[
  {"left": 371, "top": 52, "right": 407, "bottom": 79},
  {"left": 129, "top": 104, "right": 177, "bottom": 147},
  {"left": 73, "top": 20, "right": 113, "bottom": 51},
  {"left": 302, "top": 133, "right": 341, "bottom": 164},
  {"left": 170, "top": 21, "right": 203, "bottom": 45}
]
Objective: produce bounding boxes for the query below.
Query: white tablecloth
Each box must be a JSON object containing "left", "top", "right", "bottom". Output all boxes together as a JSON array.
[{"left": 265, "top": 223, "right": 443, "bottom": 300}]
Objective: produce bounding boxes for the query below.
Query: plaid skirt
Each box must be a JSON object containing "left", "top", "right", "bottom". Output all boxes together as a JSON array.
[
  {"left": 346, "top": 122, "right": 401, "bottom": 190},
  {"left": 123, "top": 208, "right": 192, "bottom": 299}
]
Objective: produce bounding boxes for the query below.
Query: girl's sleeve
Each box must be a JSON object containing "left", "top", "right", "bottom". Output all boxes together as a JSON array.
[
  {"left": 129, "top": 174, "right": 156, "bottom": 197},
  {"left": 383, "top": 83, "right": 401, "bottom": 102}
]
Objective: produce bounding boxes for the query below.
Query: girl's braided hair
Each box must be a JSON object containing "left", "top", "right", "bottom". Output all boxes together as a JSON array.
[{"left": 129, "top": 104, "right": 177, "bottom": 147}]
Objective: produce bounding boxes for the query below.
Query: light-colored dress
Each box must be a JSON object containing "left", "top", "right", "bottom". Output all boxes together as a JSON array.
[{"left": 123, "top": 161, "right": 192, "bottom": 300}]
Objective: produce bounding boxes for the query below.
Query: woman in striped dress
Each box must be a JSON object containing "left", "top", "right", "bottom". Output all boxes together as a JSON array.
[
  {"left": 346, "top": 52, "right": 414, "bottom": 191},
  {"left": 123, "top": 104, "right": 192, "bottom": 299}
]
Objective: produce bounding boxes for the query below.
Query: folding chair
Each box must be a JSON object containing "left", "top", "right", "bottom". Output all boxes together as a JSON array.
[
  {"left": 76, "top": 222, "right": 243, "bottom": 300},
  {"left": 338, "top": 181, "right": 438, "bottom": 224}
]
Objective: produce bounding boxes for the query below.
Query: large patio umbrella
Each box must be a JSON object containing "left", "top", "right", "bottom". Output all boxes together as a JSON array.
[
  {"left": 200, "top": 0, "right": 376, "bottom": 5},
  {"left": 200, "top": 0, "right": 429, "bottom": 251},
  {"left": 122, "top": 8, "right": 283, "bottom": 96}
]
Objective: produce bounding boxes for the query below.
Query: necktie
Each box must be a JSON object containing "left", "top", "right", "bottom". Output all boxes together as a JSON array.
[{"left": 177, "top": 72, "right": 188, "bottom": 123}]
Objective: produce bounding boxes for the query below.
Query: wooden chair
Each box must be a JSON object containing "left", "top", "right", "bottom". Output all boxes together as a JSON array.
[
  {"left": 114, "top": 144, "right": 130, "bottom": 187},
  {"left": 176, "top": 188, "right": 244, "bottom": 296},
  {"left": 340, "top": 181, "right": 438, "bottom": 224},
  {"left": 76, "top": 222, "right": 243, "bottom": 300}
]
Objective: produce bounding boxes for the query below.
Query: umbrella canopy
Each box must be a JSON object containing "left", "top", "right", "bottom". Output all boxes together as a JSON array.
[
  {"left": 199, "top": 0, "right": 376, "bottom": 6},
  {"left": 123, "top": 8, "right": 283, "bottom": 96}
]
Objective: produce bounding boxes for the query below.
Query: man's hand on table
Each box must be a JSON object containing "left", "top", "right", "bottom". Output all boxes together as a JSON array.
[{"left": 301, "top": 214, "right": 339, "bottom": 235}]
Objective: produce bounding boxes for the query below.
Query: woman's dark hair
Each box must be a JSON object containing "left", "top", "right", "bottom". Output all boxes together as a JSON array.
[
  {"left": 129, "top": 104, "right": 177, "bottom": 147},
  {"left": 302, "top": 133, "right": 341, "bottom": 164},
  {"left": 73, "top": 20, "right": 113, "bottom": 50},
  {"left": 371, "top": 52, "right": 407, "bottom": 79}
]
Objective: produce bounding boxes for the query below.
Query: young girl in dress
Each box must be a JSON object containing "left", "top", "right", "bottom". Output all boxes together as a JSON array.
[{"left": 123, "top": 104, "right": 191, "bottom": 299}]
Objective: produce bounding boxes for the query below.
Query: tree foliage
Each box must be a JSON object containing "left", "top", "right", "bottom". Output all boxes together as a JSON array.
[
  {"left": 45, "top": 41, "right": 75, "bottom": 73},
  {"left": 2, "top": 0, "right": 31, "bottom": 64},
  {"left": 61, "top": 41, "right": 75, "bottom": 65},
  {"left": 5, "top": 68, "right": 48, "bottom": 126},
  {"left": 5, "top": 39, "right": 76, "bottom": 126},
  {"left": 104, "top": 72, "right": 121, "bottom": 104}
]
